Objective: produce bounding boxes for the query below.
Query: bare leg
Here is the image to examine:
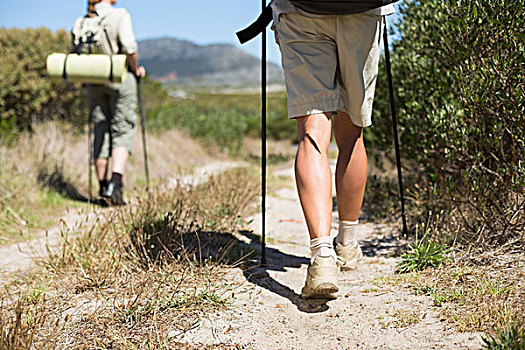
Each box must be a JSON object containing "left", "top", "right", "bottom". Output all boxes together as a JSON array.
[
  {"left": 111, "top": 147, "right": 129, "bottom": 175},
  {"left": 95, "top": 158, "right": 109, "bottom": 181},
  {"left": 334, "top": 111, "right": 368, "bottom": 222},
  {"left": 295, "top": 113, "right": 333, "bottom": 239}
]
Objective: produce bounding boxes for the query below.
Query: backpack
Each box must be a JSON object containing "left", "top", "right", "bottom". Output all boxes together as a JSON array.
[
  {"left": 237, "top": 0, "right": 399, "bottom": 44},
  {"left": 289, "top": 0, "right": 399, "bottom": 15},
  {"left": 71, "top": 14, "right": 113, "bottom": 55}
]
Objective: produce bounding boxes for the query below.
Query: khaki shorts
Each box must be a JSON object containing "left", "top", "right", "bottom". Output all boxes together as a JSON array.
[
  {"left": 87, "top": 72, "right": 138, "bottom": 158},
  {"left": 274, "top": 13, "right": 383, "bottom": 127}
]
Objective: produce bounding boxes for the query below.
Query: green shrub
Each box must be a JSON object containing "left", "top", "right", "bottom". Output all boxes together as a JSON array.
[
  {"left": 0, "top": 27, "right": 85, "bottom": 134},
  {"left": 144, "top": 91, "right": 294, "bottom": 152},
  {"left": 371, "top": 0, "right": 524, "bottom": 248}
]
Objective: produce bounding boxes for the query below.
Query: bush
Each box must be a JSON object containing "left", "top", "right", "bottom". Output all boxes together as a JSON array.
[
  {"left": 144, "top": 91, "right": 294, "bottom": 153},
  {"left": 370, "top": 0, "right": 525, "bottom": 249},
  {"left": 0, "top": 28, "right": 85, "bottom": 134}
]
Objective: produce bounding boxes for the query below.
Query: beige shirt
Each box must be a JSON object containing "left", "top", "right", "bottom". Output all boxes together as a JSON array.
[
  {"left": 94, "top": 2, "right": 138, "bottom": 55},
  {"left": 271, "top": 0, "right": 395, "bottom": 23}
]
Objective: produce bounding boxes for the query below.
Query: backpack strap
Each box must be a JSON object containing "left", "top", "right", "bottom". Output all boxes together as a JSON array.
[
  {"left": 94, "top": 13, "right": 115, "bottom": 54},
  {"left": 109, "top": 55, "right": 114, "bottom": 82},
  {"left": 62, "top": 54, "right": 70, "bottom": 81},
  {"left": 236, "top": 5, "right": 273, "bottom": 44}
]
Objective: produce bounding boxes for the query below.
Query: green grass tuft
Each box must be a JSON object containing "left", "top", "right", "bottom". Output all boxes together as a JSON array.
[
  {"left": 482, "top": 322, "right": 525, "bottom": 350},
  {"left": 396, "top": 238, "right": 449, "bottom": 274}
]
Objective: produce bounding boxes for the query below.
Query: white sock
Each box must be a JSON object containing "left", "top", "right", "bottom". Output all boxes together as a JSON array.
[
  {"left": 335, "top": 219, "right": 359, "bottom": 246},
  {"left": 310, "top": 236, "right": 336, "bottom": 263}
]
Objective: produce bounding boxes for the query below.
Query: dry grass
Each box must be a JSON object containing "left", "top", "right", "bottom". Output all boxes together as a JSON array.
[
  {"left": 0, "top": 123, "right": 212, "bottom": 244},
  {"left": 378, "top": 308, "right": 422, "bottom": 329},
  {"left": 376, "top": 255, "right": 524, "bottom": 334},
  {"left": 1, "top": 166, "right": 259, "bottom": 349}
]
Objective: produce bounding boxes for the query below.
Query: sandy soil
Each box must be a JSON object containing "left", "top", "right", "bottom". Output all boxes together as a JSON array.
[{"left": 173, "top": 164, "right": 484, "bottom": 350}]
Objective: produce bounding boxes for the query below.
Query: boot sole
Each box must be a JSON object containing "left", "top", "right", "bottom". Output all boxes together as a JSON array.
[{"left": 301, "top": 282, "right": 339, "bottom": 299}]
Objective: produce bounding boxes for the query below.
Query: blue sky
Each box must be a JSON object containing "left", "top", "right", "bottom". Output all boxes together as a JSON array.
[{"left": 0, "top": 1, "right": 401, "bottom": 65}]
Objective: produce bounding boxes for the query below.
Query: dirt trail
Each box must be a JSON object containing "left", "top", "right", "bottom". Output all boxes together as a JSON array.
[
  {"left": 176, "top": 164, "right": 484, "bottom": 350},
  {"left": 0, "top": 161, "right": 243, "bottom": 278}
]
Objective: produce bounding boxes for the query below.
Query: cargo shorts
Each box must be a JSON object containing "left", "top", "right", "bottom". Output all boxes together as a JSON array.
[
  {"left": 274, "top": 12, "right": 384, "bottom": 127},
  {"left": 87, "top": 71, "right": 138, "bottom": 158}
]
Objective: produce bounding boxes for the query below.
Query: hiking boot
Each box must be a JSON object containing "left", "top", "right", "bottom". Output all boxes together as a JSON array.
[
  {"left": 103, "top": 181, "right": 126, "bottom": 206},
  {"left": 301, "top": 256, "right": 339, "bottom": 299},
  {"left": 98, "top": 183, "right": 108, "bottom": 198},
  {"left": 98, "top": 179, "right": 109, "bottom": 198},
  {"left": 335, "top": 240, "right": 363, "bottom": 271}
]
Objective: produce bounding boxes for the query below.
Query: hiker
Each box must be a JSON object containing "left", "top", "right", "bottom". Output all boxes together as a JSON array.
[
  {"left": 270, "top": 0, "right": 395, "bottom": 298},
  {"left": 73, "top": 0, "right": 146, "bottom": 205}
]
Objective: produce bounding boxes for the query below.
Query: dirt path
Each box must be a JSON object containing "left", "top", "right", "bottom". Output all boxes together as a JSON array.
[{"left": 175, "top": 164, "right": 484, "bottom": 350}]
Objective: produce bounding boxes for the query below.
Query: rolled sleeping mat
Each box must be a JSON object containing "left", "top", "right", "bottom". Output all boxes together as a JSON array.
[{"left": 46, "top": 53, "right": 128, "bottom": 84}]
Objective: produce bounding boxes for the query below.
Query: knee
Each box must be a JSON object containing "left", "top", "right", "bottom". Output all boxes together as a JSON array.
[
  {"left": 297, "top": 115, "right": 332, "bottom": 154},
  {"left": 301, "top": 130, "right": 329, "bottom": 154}
]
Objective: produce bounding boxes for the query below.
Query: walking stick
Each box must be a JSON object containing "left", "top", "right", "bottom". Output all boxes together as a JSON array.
[
  {"left": 88, "top": 105, "right": 93, "bottom": 203},
  {"left": 137, "top": 77, "right": 150, "bottom": 190},
  {"left": 383, "top": 16, "right": 408, "bottom": 236},
  {"left": 261, "top": 0, "right": 268, "bottom": 266}
]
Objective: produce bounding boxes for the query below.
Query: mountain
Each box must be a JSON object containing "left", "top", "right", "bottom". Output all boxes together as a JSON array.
[{"left": 138, "top": 37, "right": 284, "bottom": 87}]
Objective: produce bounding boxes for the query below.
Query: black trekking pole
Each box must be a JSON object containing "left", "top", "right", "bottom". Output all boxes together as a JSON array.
[
  {"left": 235, "top": 1, "right": 273, "bottom": 265},
  {"left": 87, "top": 104, "right": 93, "bottom": 203},
  {"left": 383, "top": 16, "right": 408, "bottom": 236},
  {"left": 137, "top": 77, "right": 150, "bottom": 190},
  {"left": 260, "top": 0, "right": 268, "bottom": 266}
]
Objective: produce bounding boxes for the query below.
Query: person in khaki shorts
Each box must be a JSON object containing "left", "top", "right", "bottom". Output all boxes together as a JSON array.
[
  {"left": 83, "top": 0, "right": 145, "bottom": 205},
  {"left": 271, "top": 0, "right": 395, "bottom": 298}
]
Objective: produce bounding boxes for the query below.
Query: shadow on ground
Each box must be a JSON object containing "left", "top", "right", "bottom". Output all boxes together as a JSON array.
[
  {"left": 132, "top": 220, "right": 404, "bottom": 314},
  {"left": 360, "top": 234, "right": 406, "bottom": 258},
  {"left": 37, "top": 166, "right": 109, "bottom": 207}
]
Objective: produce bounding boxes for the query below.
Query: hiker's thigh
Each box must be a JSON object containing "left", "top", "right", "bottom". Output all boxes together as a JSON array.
[
  {"left": 275, "top": 13, "right": 343, "bottom": 119},
  {"left": 336, "top": 14, "right": 383, "bottom": 128},
  {"left": 109, "top": 72, "right": 137, "bottom": 154},
  {"left": 87, "top": 85, "right": 111, "bottom": 159}
]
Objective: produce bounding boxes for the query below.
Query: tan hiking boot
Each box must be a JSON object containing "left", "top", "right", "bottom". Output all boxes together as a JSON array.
[
  {"left": 301, "top": 256, "right": 339, "bottom": 299},
  {"left": 335, "top": 240, "right": 363, "bottom": 271}
]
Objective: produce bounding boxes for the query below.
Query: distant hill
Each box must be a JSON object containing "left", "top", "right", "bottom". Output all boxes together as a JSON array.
[{"left": 138, "top": 38, "right": 284, "bottom": 87}]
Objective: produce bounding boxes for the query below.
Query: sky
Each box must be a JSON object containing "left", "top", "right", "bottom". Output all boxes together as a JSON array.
[
  {"left": 0, "top": 0, "right": 401, "bottom": 65},
  {"left": 0, "top": 0, "right": 283, "bottom": 64}
]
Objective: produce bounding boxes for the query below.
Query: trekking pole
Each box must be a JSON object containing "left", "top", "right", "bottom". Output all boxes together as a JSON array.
[
  {"left": 137, "top": 77, "right": 150, "bottom": 190},
  {"left": 261, "top": 0, "right": 268, "bottom": 266},
  {"left": 87, "top": 103, "right": 93, "bottom": 203},
  {"left": 383, "top": 16, "right": 408, "bottom": 236}
]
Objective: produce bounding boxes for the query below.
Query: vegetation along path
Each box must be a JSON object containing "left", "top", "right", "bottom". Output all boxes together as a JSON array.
[{"left": 0, "top": 160, "right": 243, "bottom": 278}]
